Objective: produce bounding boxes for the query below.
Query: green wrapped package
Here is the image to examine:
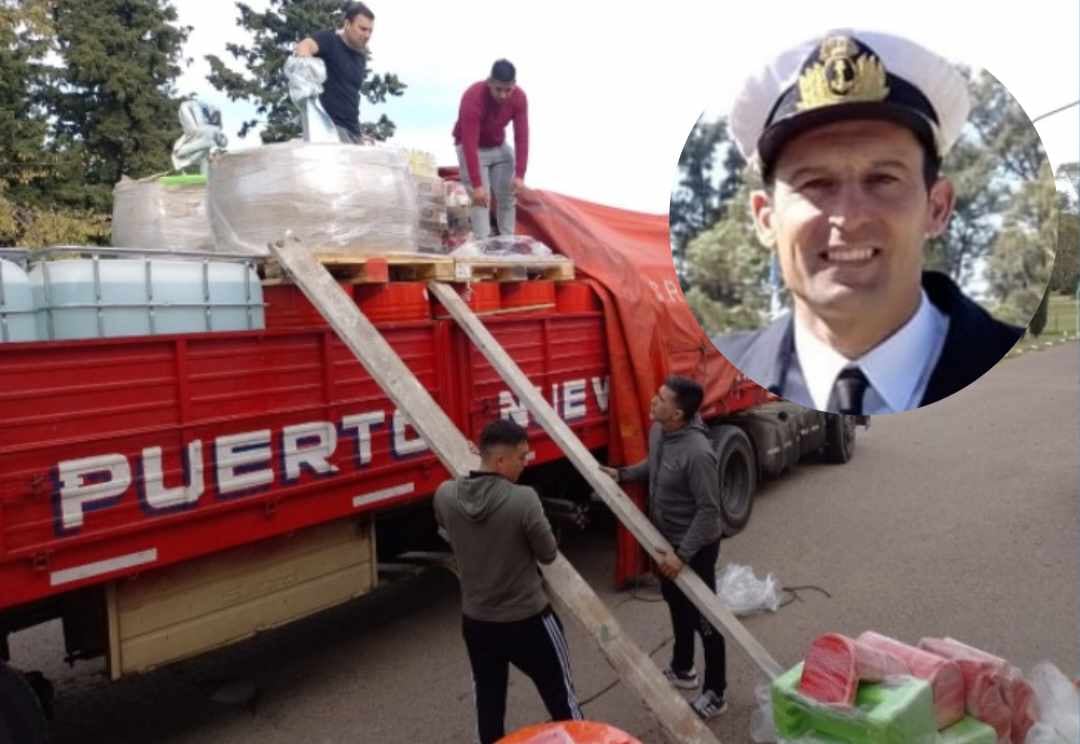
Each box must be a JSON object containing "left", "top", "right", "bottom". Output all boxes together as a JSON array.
[
  {"left": 772, "top": 663, "right": 938, "bottom": 744},
  {"left": 938, "top": 716, "right": 996, "bottom": 744}
]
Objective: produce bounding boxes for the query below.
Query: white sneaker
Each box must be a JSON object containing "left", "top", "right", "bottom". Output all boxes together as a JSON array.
[
  {"left": 690, "top": 689, "right": 728, "bottom": 719},
  {"left": 662, "top": 665, "right": 699, "bottom": 690}
]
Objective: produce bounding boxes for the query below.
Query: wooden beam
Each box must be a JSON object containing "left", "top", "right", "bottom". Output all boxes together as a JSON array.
[
  {"left": 270, "top": 239, "right": 721, "bottom": 744},
  {"left": 270, "top": 237, "right": 478, "bottom": 476},
  {"left": 428, "top": 280, "right": 783, "bottom": 680}
]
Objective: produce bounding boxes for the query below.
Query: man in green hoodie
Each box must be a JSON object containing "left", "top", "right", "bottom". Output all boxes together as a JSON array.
[
  {"left": 433, "top": 419, "right": 582, "bottom": 744},
  {"left": 601, "top": 375, "right": 728, "bottom": 720}
]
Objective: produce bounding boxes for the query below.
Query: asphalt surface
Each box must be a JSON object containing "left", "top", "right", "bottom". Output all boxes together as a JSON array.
[{"left": 9, "top": 342, "right": 1078, "bottom": 743}]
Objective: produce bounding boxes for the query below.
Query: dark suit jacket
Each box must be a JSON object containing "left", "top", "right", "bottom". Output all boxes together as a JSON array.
[{"left": 712, "top": 272, "right": 1025, "bottom": 408}]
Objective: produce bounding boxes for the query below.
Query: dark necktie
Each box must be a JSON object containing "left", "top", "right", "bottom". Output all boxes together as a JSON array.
[{"left": 833, "top": 367, "right": 870, "bottom": 416}]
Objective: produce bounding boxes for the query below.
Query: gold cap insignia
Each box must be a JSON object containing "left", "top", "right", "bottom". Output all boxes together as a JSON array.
[{"left": 796, "top": 35, "right": 889, "bottom": 111}]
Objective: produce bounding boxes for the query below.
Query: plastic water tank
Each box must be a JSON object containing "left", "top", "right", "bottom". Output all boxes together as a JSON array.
[
  {"left": 31, "top": 258, "right": 265, "bottom": 340},
  {"left": 0, "top": 258, "right": 38, "bottom": 342}
]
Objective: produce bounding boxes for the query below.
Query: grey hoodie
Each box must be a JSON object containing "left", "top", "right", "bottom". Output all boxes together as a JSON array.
[
  {"left": 433, "top": 472, "right": 558, "bottom": 622},
  {"left": 618, "top": 416, "right": 723, "bottom": 563}
]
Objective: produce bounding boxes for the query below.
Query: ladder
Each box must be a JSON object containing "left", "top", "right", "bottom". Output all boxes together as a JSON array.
[{"left": 270, "top": 237, "right": 782, "bottom": 742}]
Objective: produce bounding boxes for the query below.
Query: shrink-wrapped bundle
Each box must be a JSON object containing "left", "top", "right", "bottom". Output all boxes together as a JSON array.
[
  {"left": 208, "top": 142, "right": 418, "bottom": 256},
  {"left": 111, "top": 174, "right": 214, "bottom": 252}
]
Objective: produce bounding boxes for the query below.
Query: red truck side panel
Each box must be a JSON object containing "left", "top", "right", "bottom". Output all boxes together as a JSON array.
[{"left": 0, "top": 286, "right": 609, "bottom": 612}]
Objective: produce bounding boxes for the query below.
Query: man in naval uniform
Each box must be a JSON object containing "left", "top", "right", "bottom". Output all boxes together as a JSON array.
[{"left": 712, "top": 31, "right": 1024, "bottom": 416}]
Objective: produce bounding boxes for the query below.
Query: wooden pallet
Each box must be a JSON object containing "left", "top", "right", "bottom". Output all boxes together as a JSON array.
[
  {"left": 263, "top": 251, "right": 575, "bottom": 285},
  {"left": 452, "top": 256, "right": 575, "bottom": 282},
  {"left": 263, "top": 252, "right": 455, "bottom": 285}
]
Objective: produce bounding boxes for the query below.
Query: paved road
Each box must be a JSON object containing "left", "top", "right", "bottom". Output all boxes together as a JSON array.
[{"left": 10, "top": 343, "right": 1078, "bottom": 743}]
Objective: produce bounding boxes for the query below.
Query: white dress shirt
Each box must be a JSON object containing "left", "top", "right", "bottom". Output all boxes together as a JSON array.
[{"left": 792, "top": 290, "right": 950, "bottom": 414}]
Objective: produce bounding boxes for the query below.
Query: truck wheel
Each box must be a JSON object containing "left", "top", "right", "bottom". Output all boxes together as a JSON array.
[
  {"left": 824, "top": 414, "right": 857, "bottom": 463},
  {"left": 712, "top": 425, "right": 757, "bottom": 534},
  {"left": 0, "top": 663, "right": 48, "bottom": 744}
]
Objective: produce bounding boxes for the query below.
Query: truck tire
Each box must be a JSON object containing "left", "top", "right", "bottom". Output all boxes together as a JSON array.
[
  {"left": 711, "top": 425, "right": 757, "bottom": 534},
  {"left": 824, "top": 414, "right": 857, "bottom": 463},
  {"left": 0, "top": 663, "right": 48, "bottom": 744}
]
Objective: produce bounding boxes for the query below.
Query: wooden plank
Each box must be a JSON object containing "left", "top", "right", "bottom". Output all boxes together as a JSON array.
[
  {"left": 270, "top": 236, "right": 479, "bottom": 476},
  {"left": 269, "top": 238, "right": 721, "bottom": 744},
  {"left": 428, "top": 280, "right": 783, "bottom": 681},
  {"left": 118, "top": 564, "right": 373, "bottom": 675},
  {"left": 105, "top": 582, "right": 122, "bottom": 681},
  {"left": 452, "top": 257, "right": 575, "bottom": 283},
  {"left": 108, "top": 519, "right": 374, "bottom": 677},
  {"left": 262, "top": 252, "right": 456, "bottom": 286},
  {"left": 116, "top": 522, "right": 371, "bottom": 639}
]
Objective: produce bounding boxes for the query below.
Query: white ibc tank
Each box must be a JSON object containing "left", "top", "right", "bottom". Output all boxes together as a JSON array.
[
  {"left": 32, "top": 258, "right": 265, "bottom": 340},
  {"left": 207, "top": 142, "right": 419, "bottom": 256},
  {"left": 0, "top": 258, "right": 38, "bottom": 342}
]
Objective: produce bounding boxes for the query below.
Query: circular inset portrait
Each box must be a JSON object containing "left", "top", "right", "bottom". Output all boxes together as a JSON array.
[{"left": 671, "top": 29, "right": 1067, "bottom": 416}]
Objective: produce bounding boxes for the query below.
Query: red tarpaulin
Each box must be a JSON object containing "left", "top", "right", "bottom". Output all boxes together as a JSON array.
[
  {"left": 440, "top": 173, "right": 770, "bottom": 585},
  {"left": 518, "top": 190, "right": 771, "bottom": 585}
]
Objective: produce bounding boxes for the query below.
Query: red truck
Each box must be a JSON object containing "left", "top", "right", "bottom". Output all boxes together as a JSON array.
[{"left": 0, "top": 188, "right": 856, "bottom": 741}]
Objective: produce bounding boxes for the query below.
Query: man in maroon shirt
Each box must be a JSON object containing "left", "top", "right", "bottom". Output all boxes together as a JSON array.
[{"left": 452, "top": 59, "right": 529, "bottom": 238}]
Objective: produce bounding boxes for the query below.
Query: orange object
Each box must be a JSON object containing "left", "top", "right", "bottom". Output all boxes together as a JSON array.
[
  {"left": 555, "top": 281, "right": 603, "bottom": 313},
  {"left": 433, "top": 281, "right": 501, "bottom": 317},
  {"left": 497, "top": 721, "right": 642, "bottom": 744},
  {"left": 501, "top": 279, "right": 557, "bottom": 310},
  {"left": 355, "top": 281, "right": 431, "bottom": 322}
]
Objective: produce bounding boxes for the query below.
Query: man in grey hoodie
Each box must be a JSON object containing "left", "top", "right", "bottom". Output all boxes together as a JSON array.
[
  {"left": 433, "top": 419, "right": 582, "bottom": 744},
  {"left": 601, "top": 375, "right": 728, "bottom": 720}
]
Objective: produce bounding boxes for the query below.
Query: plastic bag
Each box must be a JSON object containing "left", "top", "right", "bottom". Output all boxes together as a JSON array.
[
  {"left": 450, "top": 235, "right": 554, "bottom": 260},
  {"left": 717, "top": 563, "right": 781, "bottom": 615},
  {"left": 171, "top": 100, "right": 227, "bottom": 172},
  {"left": 284, "top": 55, "right": 326, "bottom": 104},
  {"left": 1024, "top": 662, "right": 1079, "bottom": 744}
]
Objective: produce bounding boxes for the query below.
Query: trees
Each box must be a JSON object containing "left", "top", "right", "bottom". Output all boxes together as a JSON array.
[
  {"left": 0, "top": 0, "right": 109, "bottom": 246},
  {"left": 206, "top": 1, "right": 405, "bottom": 143},
  {"left": 0, "top": 0, "right": 188, "bottom": 247},
  {"left": 48, "top": 0, "right": 191, "bottom": 212},
  {"left": 669, "top": 119, "right": 743, "bottom": 270}
]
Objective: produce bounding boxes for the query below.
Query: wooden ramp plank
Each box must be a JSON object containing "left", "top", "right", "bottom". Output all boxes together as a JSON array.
[
  {"left": 428, "top": 280, "right": 783, "bottom": 681},
  {"left": 269, "top": 237, "right": 720, "bottom": 744}
]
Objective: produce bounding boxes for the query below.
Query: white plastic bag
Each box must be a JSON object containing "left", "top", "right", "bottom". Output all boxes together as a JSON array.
[
  {"left": 450, "top": 235, "right": 553, "bottom": 260},
  {"left": 717, "top": 563, "right": 782, "bottom": 615},
  {"left": 1025, "top": 662, "right": 1079, "bottom": 744}
]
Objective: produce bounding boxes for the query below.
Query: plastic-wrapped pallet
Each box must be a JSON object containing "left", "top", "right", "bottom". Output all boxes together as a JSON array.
[
  {"left": 111, "top": 174, "right": 215, "bottom": 252},
  {"left": 414, "top": 175, "right": 448, "bottom": 253},
  {"left": 207, "top": 142, "right": 418, "bottom": 256}
]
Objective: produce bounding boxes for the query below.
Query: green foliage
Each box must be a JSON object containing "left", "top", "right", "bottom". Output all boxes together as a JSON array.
[
  {"left": 683, "top": 180, "right": 777, "bottom": 334},
  {"left": 669, "top": 118, "right": 744, "bottom": 268},
  {"left": 984, "top": 161, "right": 1057, "bottom": 325},
  {"left": 206, "top": 0, "right": 406, "bottom": 143},
  {"left": 46, "top": 0, "right": 190, "bottom": 213}
]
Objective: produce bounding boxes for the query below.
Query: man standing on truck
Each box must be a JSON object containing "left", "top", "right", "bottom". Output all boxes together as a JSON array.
[
  {"left": 434, "top": 419, "right": 582, "bottom": 744},
  {"left": 711, "top": 30, "right": 1023, "bottom": 415},
  {"left": 452, "top": 59, "right": 529, "bottom": 238},
  {"left": 293, "top": 2, "right": 374, "bottom": 144},
  {"left": 600, "top": 376, "right": 728, "bottom": 720}
]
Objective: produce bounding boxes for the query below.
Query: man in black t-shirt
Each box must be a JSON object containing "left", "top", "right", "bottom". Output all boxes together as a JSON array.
[{"left": 294, "top": 2, "right": 373, "bottom": 144}]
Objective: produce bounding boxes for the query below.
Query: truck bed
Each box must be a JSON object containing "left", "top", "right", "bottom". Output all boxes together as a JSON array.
[{"left": 0, "top": 283, "right": 611, "bottom": 612}]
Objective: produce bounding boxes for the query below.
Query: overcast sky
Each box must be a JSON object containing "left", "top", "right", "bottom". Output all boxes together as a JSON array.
[{"left": 175, "top": 1, "right": 1079, "bottom": 214}]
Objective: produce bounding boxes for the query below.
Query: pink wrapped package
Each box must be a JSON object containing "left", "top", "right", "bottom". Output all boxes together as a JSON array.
[
  {"left": 919, "top": 637, "right": 1036, "bottom": 744},
  {"left": 799, "top": 633, "right": 909, "bottom": 706},
  {"left": 857, "top": 631, "right": 966, "bottom": 729}
]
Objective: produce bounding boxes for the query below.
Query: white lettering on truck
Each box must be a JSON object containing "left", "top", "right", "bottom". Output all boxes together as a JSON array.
[{"left": 52, "top": 376, "right": 610, "bottom": 534}]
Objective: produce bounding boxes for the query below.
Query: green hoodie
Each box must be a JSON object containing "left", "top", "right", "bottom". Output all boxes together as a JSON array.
[{"left": 433, "top": 472, "right": 558, "bottom": 622}]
